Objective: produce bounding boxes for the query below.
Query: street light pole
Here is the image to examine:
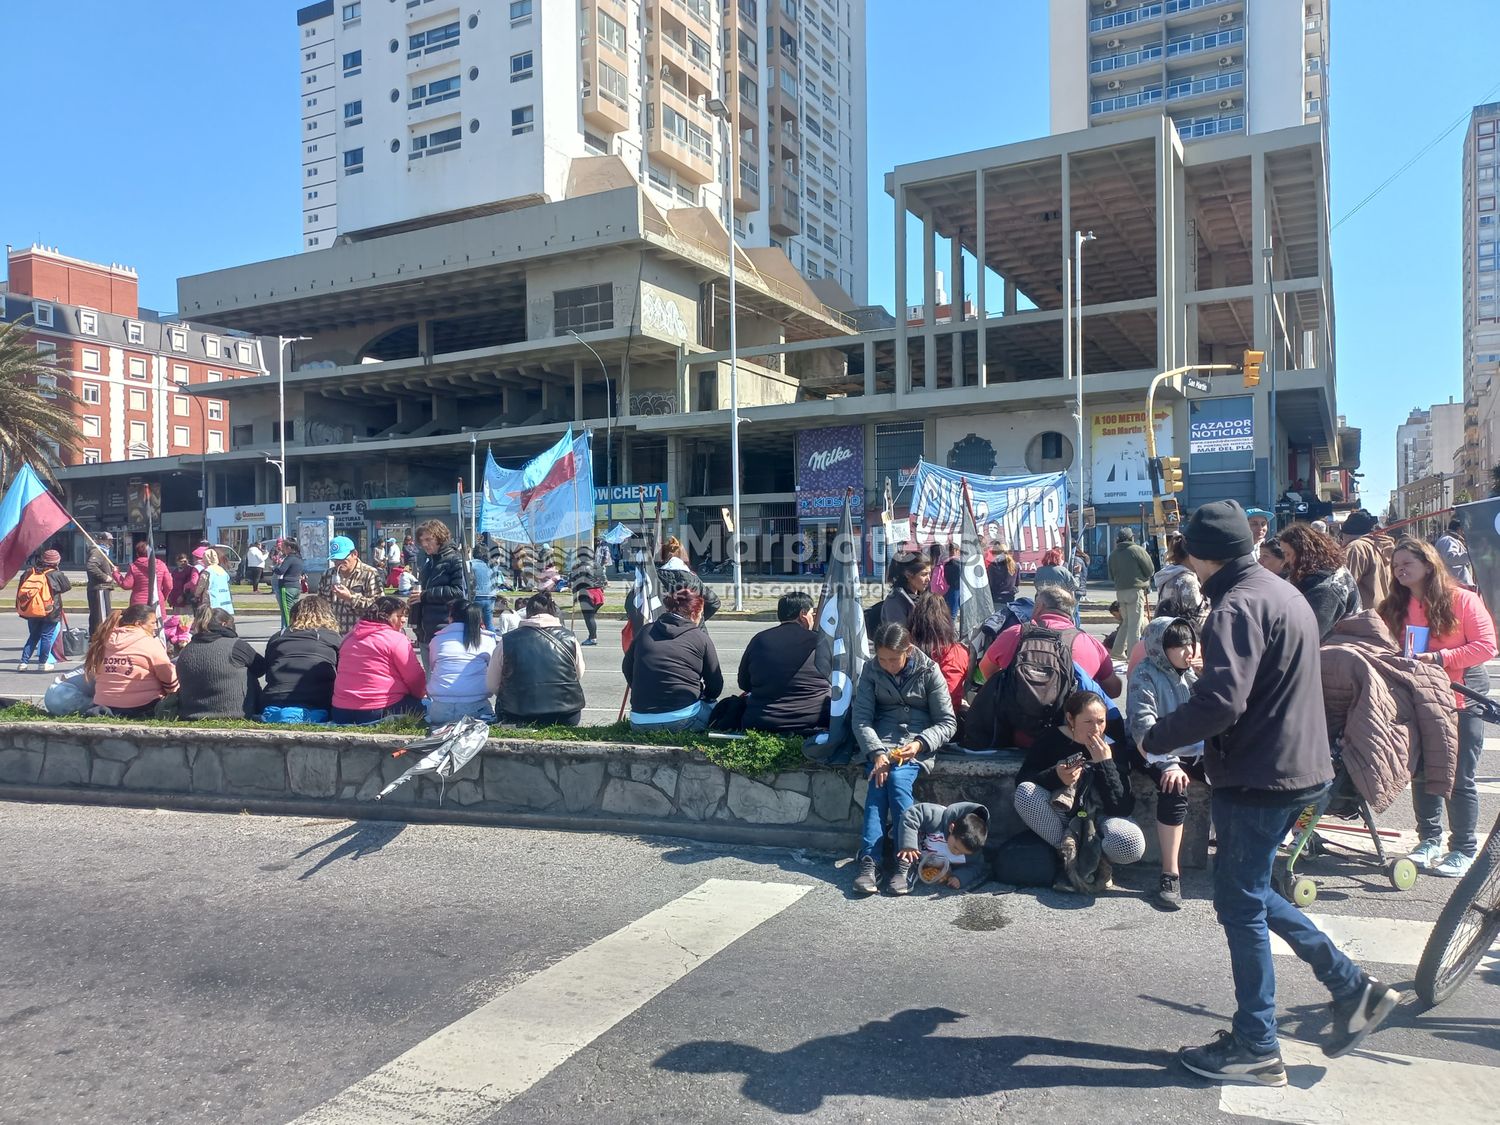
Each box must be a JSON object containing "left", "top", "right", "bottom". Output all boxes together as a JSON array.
[
  {"left": 1263, "top": 245, "right": 1277, "bottom": 510},
  {"left": 1073, "top": 230, "right": 1096, "bottom": 538},
  {"left": 706, "top": 95, "right": 742, "bottom": 611},
  {"left": 275, "top": 335, "right": 311, "bottom": 540},
  {"left": 567, "top": 330, "right": 615, "bottom": 496}
]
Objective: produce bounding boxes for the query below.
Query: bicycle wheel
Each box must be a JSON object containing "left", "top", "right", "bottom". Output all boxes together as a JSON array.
[{"left": 1415, "top": 823, "right": 1500, "bottom": 1007}]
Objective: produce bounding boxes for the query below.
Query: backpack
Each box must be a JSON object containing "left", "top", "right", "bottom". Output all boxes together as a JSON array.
[
  {"left": 16, "top": 570, "right": 54, "bottom": 619},
  {"left": 998, "top": 620, "right": 1080, "bottom": 736},
  {"left": 929, "top": 561, "right": 949, "bottom": 596}
]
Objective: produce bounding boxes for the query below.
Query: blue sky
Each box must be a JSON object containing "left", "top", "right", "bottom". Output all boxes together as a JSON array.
[{"left": 2, "top": 1, "right": 1494, "bottom": 507}]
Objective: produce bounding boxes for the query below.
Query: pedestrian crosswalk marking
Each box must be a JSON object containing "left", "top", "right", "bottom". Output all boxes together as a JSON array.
[
  {"left": 287, "top": 878, "right": 809, "bottom": 1125},
  {"left": 1220, "top": 1038, "right": 1497, "bottom": 1124},
  {"left": 1271, "top": 911, "right": 1499, "bottom": 969}
]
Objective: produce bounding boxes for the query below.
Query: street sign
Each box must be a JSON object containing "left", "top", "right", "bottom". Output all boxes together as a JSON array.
[{"left": 1184, "top": 375, "right": 1211, "bottom": 394}]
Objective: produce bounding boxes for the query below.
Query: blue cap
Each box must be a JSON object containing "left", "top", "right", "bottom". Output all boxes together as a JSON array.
[
  {"left": 1245, "top": 508, "right": 1273, "bottom": 520},
  {"left": 329, "top": 535, "right": 356, "bottom": 560}
]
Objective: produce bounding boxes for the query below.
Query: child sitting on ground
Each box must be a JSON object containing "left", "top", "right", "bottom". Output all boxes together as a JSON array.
[
  {"left": 1126, "top": 616, "right": 1204, "bottom": 911},
  {"left": 1101, "top": 600, "right": 1122, "bottom": 656},
  {"left": 493, "top": 594, "right": 521, "bottom": 634},
  {"left": 895, "top": 801, "right": 990, "bottom": 892}
]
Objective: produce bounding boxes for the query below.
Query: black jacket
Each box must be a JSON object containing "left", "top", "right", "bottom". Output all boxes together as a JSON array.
[
  {"left": 1143, "top": 554, "right": 1333, "bottom": 794},
  {"left": 987, "top": 560, "right": 1018, "bottom": 603},
  {"left": 1297, "top": 567, "right": 1360, "bottom": 642},
  {"left": 1019, "top": 726, "right": 1134, "bottom": 817},
  {"left": 656, "top": 563, "right": 720, "bottom": 620},
  {"left": 623, "top": 612, "right": 723, "bottom": 714},
  {"left": 86, "top": 548, "right": 116, "bottom": 592},
  {"left": 417, "top": 542, "right": 468, "bottom": 641},
  {"left": 737, "top": 622, "right": 831, "bottom": 733},
  {"left": 261, "top": 627, "right": 342, "bottom": 710},
  {"left": 176, "top": 625, "right": 266, "bottom": 720}
]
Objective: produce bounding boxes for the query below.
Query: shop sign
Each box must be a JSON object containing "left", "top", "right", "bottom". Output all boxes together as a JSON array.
[{"left": 797, "top": 426, "right": 864, "bottom": 522}]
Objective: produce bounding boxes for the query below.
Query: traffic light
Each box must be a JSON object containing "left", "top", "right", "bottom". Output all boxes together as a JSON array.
[
  {"left": 1160, "top": 455, "right": 1185, "bottom": 494},
  {"left": 1242, "top": 349, "right": 1265, "bottom": 388}
]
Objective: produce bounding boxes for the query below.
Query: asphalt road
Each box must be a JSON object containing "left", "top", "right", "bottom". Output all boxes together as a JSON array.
[{"left": 1, "top": 797, "right": 1497, "bottom": 1125}]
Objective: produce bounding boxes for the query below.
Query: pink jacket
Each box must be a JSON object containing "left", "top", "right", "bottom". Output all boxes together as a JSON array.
[
  {"left": 92, "top": 626, "right": 179, "bottom": 710},
  {"left": 117, "top": 557, "right": 175, "bottom": 607},
  {"left": 332, "top": 619, "right": 427, "bottom": 710},
  {"left": 1401, "top": 587, "right": 1498, "bottom": 708}
]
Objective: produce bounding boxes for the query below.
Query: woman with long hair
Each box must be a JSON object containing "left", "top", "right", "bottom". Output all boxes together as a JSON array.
[
  {"left": 622, "top": 587, "right": 721, "bottom": 731},
  {"left": 85, "top": 604, "right": 178, "bottom": 718},
  {"left": 427, "top": 598, "right": 498, "bottom": 724},
  {"left": 1381, "top": 537, "right": 1498, "bottom": 878},
  {"left": 411, "top": 520, "right": 468, "bottom": 655},
  {"left": 200, "top": 548, "right": 235, "bottom": 615},
  {"left": 907, "top": 591, "right": 970, "bottom": 715},
  {"left": 1278, "top": 524, "right": 1358, "bottom": 640},
  {"left": 880, "top": 550, "right": 931, "bottom": 628},
  {"left": 261, "top": 593, "right": 342, "bottom": 722},
  {"left": 656, "top": 535, "right": 721, "bottom": 622},
  {"left": 987, "top": 544, "right": 1019, "bottom": 605}
]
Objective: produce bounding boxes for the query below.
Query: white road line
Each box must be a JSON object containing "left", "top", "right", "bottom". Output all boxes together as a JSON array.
[
  {"left": 1271, "top": 912, "right": 1499, "bottom": 969},
  {"left": 1220, "top": 1038, "right": 1498, "bottom": 1124},
  {"left": 289, "top": 878, "right": 810, "bottom": 1125}
]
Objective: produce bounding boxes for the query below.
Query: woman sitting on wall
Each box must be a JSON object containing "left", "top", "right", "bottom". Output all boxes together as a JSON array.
[{"left": 85, "top": 605, "right": 179, "bottom": 719}]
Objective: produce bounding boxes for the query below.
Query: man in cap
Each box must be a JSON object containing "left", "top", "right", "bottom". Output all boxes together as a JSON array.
[
  {"left": 1141, "top": 500, "right": 1400, "bottom": 1086},
  {"left": 1107, "top": 526, "right": 1155, "bottom": 660},
  {"left": 1339, "top": 508, "right": 1395, "bottom": 612},
  {"left": 85, "top": 532, "right": 119, "bottom": 636},
  {"left": 1244, "top": 508, "right": 1273, "bottom": 552},
  {"left": 318, "top": 535, "right": 383, "bottom": 634}
]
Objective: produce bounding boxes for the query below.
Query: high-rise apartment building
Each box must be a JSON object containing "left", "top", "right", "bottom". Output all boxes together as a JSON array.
[
  {"left": 296, "top": 0, "right": 867, "bottom": 300},
  {"left": 1049, "top": 0, "right": 1328, "bottom": 142},
  {"left": 1461, "top": 102, "right": 1500, "bottom": 491}
]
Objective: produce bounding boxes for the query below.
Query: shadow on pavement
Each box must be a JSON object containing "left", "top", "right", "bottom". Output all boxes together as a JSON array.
[
  {"left": 655, "top": 1006, "right": 1182, "bottom": 1112},
  {"left": 293, "top": 821, "right": 407, "bottom": 880}
]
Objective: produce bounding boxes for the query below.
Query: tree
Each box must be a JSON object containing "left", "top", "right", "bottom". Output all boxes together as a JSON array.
[{"left": 0, "top": 315, "right": 80, "bottom": 483}]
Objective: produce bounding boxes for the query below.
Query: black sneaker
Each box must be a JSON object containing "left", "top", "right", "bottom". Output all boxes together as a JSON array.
[
  {"left": 852, "top": 856, "right": 880, "bottom": 895},
  {"left": 1323, "top": 977, "right": 1402, "bottom": 1058},
  {"left": 1179, "top": 1030, "right": 1287, "bottom": 1087},
  {"left": 1156, "top": 873, "right": 1183, "bottom": 910},
  {"left": 887, "top": 858, "right": 913, "bottom": 896}
]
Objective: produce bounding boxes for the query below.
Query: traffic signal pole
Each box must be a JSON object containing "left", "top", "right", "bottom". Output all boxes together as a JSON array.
[{"left": 1143, "top": 362, "right": 1238, "bottom": 559}]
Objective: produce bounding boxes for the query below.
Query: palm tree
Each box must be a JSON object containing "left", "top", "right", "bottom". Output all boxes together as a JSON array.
[{"left": 0, "top": 315, "right": 81, "bottom": 483}]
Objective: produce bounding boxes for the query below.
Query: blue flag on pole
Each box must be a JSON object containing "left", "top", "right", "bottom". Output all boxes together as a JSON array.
[{"left": 480, "top": 430, "right": 594, "bottom": 544}]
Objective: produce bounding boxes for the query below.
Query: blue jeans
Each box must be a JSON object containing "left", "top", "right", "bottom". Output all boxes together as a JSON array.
[
  {"left": 1414, "top": 665, "right": 1489, "bottom": 856},
  {"left": 21, "top": 618, "right": 59, "bottom": 664},
  {"left": 944, "top": 588, "right": 961, "bottom": 619},
  {"left": 1212, "top": 786, "right": 1364, "bottom": 1054},
  {"left": 859, "top": 761, "right": 920, "bottom": 861},
  {"left": 427, "top": 698, "right": 497, "bottom": 726},
  {"left": 473, "top": 596, "right": 494, "bottom": 631}
]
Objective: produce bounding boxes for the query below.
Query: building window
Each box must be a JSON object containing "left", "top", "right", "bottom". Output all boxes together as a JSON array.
[
  {"left": 128, "top": 357, "right": 147, "bottom": 379},
  {"left": 598, "top": 62, "right": 628, "bottom": 107},
  {"left": 510, "top": 51, "right": 533, "bottom": 82},
  {"left": 410, "top": 75, "right": 460, "bottom": 105},
  {"left": 82, "top": 416, "right": 101, "bottom": 438},
  {"left": 129, "top": 421, "right": 147, "bottom": 445},
  {"left": 511, "top": 105, "right": 534, "bottom": 135},
  {"left": 739, "top": 73, "right": 759, "bottom": 106},
  {"left": 174, "top": 426, "right": 191, "bottom": 447},
  {"left": 35, "top": 340, "right": 57, "bottom": 360},
  {"left": 208, "top": 401, "right": 224, "bottom": 421},
  {"left": 81, "top": 348, "right": 100, "bottom": 372},
  {"left": 1482, "top": 136, "right": 1497, "bottom": 153},
  {"left": 169, "top": 364, "right": 187, "bottom": 384},
  {"left": 77, "top": 309, "right": 98, "bottom": 335},
  {"left": 82, "top": 382, "right": 101, "bottom": 405},
  {"left": 344, "top": 147, "right": 365, "bottom": 174},
  {"left": 875, "top": 421, "right": 924, "bottom": 486},
  {"left": 410, "top": 124, "right": 462, "bottom": 158},
  {"left": 207, "top": 370, "right": 223, "bottom": 382},
  {"left": 342, "top": 50, "right": 362, "bottom": 76},
  {"left": 129, "top": 388, "right": 147, "bottom": 411},
  {"left": 35, "top": 373, "right": 57, "bottom": 399},
  {"left": 173, "top": 395, "right": 189, "bottom": 417},
  {"left": 207, "top": 431, "right": 225, "bottom": 454},
  {"left": 344, "top": 99, "right": 363, "bottom": 126},
  {"left": 510, "top": 0, "right": 532, "bottom": 24},
  {"left": 206, "top": 337, "right": 221, "bottom": 358},
  {"left": 32, "top": 301, "right": 53, "bottom": 327},
  {"left": 342, "top": 1, "right": 361, "bottom": 21},
  {"left": 237, "top": 342, "right": 253, "bottom": 364},
  {"left": 553, "top": 284, "right": 614, "bottom": 335},
  {"left": 83, "top": 449, "right": 102, "bottom": 465},
  {"left": 597, "top": 8, "right": 626, "bottom": 52},
  {"left": 409, "top": 22, "right": 460, "bottom": 56},
  {"left": 169, "top": 327, "right": 187, "bottom": 350}
]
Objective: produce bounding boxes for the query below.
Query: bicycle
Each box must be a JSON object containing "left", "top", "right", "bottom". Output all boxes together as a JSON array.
[{"left": 1414, "top": 680, "right": 1500, "bottom": 1007}]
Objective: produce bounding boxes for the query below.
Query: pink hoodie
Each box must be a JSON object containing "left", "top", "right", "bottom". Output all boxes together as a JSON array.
[
  {"left": 1402, "top": 587, "right": 1498, "bottom": 708},
  {"left": 332, "top": 619, "right": 427, "bottom": 710}
]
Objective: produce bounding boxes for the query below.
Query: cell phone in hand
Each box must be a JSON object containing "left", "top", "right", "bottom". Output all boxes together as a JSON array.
[{"left": 1061, "top": 752, "right": 1087, "bottom": 769}]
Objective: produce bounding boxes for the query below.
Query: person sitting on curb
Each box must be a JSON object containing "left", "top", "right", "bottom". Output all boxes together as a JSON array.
[
  {"left": 623, "top": 587, "right": 721, "bottom": 732},
  {"left": 737, "top": 591, "right": 830, "bottom": 735},
  {"left": 261, "top": 594, "right": 342, "bottom": 723},
  {"left": 427, "top": 598, "right": 498, "bottom": 725},
  {"left": 488, "top": 591, "right": 587, "bottom": 727},
  {"left": 84, "top": 605, "right": 178, "bottom": 719},
  {"left": 331, "top": 596, "right": 427, "bottom": 724},
  {"left": 176, "top": 607, "right": 265, "bottom": 721},
  {"left": 894, "top": 801, "right": 990, "bottom": 892},
  {"left": 851, "top": 622, "right": 957, "bottom": 897}
]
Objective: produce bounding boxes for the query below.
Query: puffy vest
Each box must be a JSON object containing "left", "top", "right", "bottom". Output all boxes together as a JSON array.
[{"left": 497, "top": 625, "right": 586, "bottom": 718}]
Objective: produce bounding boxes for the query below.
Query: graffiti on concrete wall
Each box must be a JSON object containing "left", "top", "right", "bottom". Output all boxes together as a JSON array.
[
  {"left": 641, "top": 290, "right": 689, "bottom": 341},
  {"left": 629, "top": 392, "right": 677, "bottom": 416}
]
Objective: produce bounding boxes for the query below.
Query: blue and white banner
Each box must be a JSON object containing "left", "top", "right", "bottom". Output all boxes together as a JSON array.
[
  {"left": 910, "top": 462, "right": 1069, "bottom": 570},
  {"left": 480, "top": 430, "right": 594, "bottom": 544}
]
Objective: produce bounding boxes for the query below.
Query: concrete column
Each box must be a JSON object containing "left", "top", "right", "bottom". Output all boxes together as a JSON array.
[
  {"left": 619, "top": 432, "right": 633, "bottom": 484},
  {"left": 665, "top": 434, "right": 683, "bottom": 540},
  {"left": 619, "top": 351, "right": 632, "bottom": 419},
  {"left": 675, "top": 345, "right": 689, "bottom": 415},
  {"left": 1004, "top": 279, "right": 1017, "bottom": 316},
  {"left": 922, "top": 212, "right": 937, "bottom": 391},
  {"left": 894, "top": 184, "right": 908, "bottom": 402},
  {"left": 417, "top": 319, "right": 432, "bottom": 361},
  {"left": 976, "top": 168, "right": 988, "bottom": 388},
  {"left": 573, "top": 358, "right": 584, "bottom": 421},
  {"left": 863, "top": 339, "right": 876, "bottom": 397},
  {"left": 950, "top": 234, "right": 965, "bottom": 386},
  {"left": 1060, "top": 153, "right": 1072, "bottom": 383}
]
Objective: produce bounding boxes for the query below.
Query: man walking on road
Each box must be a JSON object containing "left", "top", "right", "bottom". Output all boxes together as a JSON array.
[
  {"left": 85, "top": 533, "right": 118, "bottom": 637},
  {"left": 1107, "top": 527, "right": 1154, "bottom": 660},
  {"left": 1141, "top": 500, "right": 1400, "bottom": 1087}
]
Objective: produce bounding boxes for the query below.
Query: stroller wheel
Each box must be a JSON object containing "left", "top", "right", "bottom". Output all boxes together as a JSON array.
[
  {"left": 1389, "top": 858, "right": 1419, "bottom": 892},
  {"left": 1291, "top": 877, "right": 1318, "bottom": 908}
]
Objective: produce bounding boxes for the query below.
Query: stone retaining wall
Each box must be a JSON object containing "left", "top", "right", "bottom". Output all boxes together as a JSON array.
[{"left": 0, "top": 724, "right": 1209, "bottom": 864}]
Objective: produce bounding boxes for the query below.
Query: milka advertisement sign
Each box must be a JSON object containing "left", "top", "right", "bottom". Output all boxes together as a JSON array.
[{"left": 797, "top": 426, "right": 864, "bottom": 521}]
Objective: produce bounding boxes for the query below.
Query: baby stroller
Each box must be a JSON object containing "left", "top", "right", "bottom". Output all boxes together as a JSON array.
[{"left": 1275, "top": 739, "right": 1419, "bottom": 908}]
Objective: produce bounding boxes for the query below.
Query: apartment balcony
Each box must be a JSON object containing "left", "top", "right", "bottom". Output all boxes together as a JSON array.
[
  {"left": 648, "top": 84, "right": 715, "bottom": 185},
  {"left": 1090, "top": 83, "right": 1163, "bottom": 117},
  {"left": 1171, "top": 111, "right": 1245, "bottom": 139},
  {"left": 1164, "top": 68, "right": 1244, "bottom": 109},
  {"left": 736, "top": 159, "right": 761, "bottom": 212},
  {"left": 655, "top": 0, "right": 712, "bottom": 34},
  {"left": 1089, "top": 0, "right": 1237, "bottom": 37},
  {"left": 1089, "top": 41, "right": 1164, "bottom": 77},
  {"left": 1164, "top": 25, "right": 1244, "bottom": 62},
  {"left": 768, "top": 169, "right": 800, "bottom": 237},
  {"left": 582, "top": 56, "right": 631, "bottom": 133}
]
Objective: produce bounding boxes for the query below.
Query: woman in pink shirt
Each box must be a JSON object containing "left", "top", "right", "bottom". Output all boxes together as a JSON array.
[
  {"left": 331, "top": 595, "right": 427, "bottom": 724},
  {"left": 1382, "top": 537, "right": 1498, "bottom": 878}
]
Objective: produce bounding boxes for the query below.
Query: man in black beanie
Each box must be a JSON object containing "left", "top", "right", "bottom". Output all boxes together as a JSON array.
[{"left": 1142, "top": 499, "right": 1400, "bottom": 1085}]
